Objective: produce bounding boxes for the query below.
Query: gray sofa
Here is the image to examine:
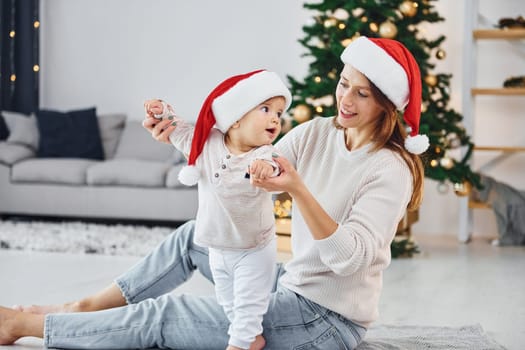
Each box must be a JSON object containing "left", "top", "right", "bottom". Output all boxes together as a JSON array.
[{"left": 0, "top": 112, "right": 198, "bottom": 223}]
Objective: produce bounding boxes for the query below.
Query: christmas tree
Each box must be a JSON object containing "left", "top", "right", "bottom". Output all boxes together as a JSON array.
[{"left": 281, "top": 0, "right": 481, "bottom": 257}]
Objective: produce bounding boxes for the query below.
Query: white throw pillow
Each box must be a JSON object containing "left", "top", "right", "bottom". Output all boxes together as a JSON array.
[{"left": 1, "top": 111, "right": 39, "bottom": 150}]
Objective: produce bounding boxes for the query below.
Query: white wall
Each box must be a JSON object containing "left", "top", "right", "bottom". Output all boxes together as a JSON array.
[
  {"left": 40, "top": 0, "right": 311, "bottom": 119},
  {"left": 40, "top": 0, "right": 525, "bottom": 237}
]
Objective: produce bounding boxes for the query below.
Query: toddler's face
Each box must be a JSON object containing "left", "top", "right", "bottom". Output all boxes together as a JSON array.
[{"left": 233, "top": 96, "right": 285, "bottom": 147}]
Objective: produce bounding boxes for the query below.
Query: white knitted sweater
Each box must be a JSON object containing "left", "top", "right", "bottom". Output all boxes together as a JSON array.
[{"left": 276, "top": 117, "right": 413, "bottom": 328}]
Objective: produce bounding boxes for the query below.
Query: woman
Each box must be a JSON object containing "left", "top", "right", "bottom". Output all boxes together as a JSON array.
[{"left": 0, "top": 36, "right": 427, "bottom": 350}]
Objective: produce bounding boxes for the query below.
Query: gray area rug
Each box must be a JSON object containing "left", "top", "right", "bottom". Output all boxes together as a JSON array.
[
  {"left": 0, "top": 219, "right": 174, "bottom": 256},
  {"left": 357, "top": 324, "right": 506, "bottom": 350}
]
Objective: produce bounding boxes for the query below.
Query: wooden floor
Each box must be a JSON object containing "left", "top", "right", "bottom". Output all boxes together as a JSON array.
[{"left": 1, "top": 234, "right": 523, "bottom": 350}]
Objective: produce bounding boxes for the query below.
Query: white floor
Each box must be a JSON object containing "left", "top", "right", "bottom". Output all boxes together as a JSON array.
[{"left": 1, "top": 234, "right": 524, "bottom": 350}]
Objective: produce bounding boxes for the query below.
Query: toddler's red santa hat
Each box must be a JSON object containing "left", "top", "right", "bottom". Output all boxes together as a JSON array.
[
  {"left": 178, "top": 69, "right": 292, "bottom": 186},
  {"left": 340, "top": 36, "right": 429, "bottom": 154}
]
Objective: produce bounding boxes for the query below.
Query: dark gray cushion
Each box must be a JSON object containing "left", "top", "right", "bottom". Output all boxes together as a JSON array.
[
  {"left": 86, "top": 159, "right": 171, "bottom": 187},
  {"left": 97, "top": 114, "right": 127, "bottom": 159},
  {"left": 11, "top": 158, "right": 98, "bottom": 185},
  {"left": 0, "top": 142, "right": 35, "bottom": 165}
]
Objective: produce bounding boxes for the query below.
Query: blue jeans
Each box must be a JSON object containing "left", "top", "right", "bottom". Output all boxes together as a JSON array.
[{"left": 44, "top": 220, "right": 366, "bottom": 349}]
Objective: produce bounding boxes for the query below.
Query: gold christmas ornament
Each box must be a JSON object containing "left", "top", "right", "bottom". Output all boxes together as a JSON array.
[
  {"left": 437, "top": 182, "right": 449, "bottom": 194},
  {"left": 379, "top": 21, "right": 398, "bottom": 39},
  {"left": 436, "top": 49, "right": 446, "bottom": 60},
  {"left": 293, "top": 104, "right": 312, "bottom": 123},
  {"left": 439, "top": 157, "right": 454, "bottom": 169},
  {"left": 333, "top": 8, "right": 350, "bottom": 21},
  {"left": 369, "top": 22, "right": 379, "bottom": 32},
  {"left": 352, "top": 8, "right": 365, "bottom": 17},
  {"left": 454, "top": 181, "right": 472, "bottom": 197},
  {"left": 424, "top": 74, "right": 438, "bottom": 87},
  {"left": 399, "top": 1, "right": 418, "bottom": 17}
]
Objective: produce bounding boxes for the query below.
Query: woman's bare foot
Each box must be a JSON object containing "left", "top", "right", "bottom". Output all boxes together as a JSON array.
[
  {"left": 13, "top": 283, "right": 127, "bottom": 315},
  {"left": 0, "top": 306, "right": 45, "bottom": 344},
  {"left": 12, "top": 301, "right": 84, "bottom": 315}
]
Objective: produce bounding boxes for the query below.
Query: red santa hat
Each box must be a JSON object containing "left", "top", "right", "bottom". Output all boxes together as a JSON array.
[
  {"left": 178, "top": 69, "right": 292, "bottom": 186},
  {"left": 340, "top": 36, "right": 429, "bottom": 154}
]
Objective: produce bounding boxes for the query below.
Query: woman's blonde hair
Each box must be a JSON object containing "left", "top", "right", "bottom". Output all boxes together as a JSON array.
[{"left": 367, "top": 80, "right": 425, "bottom": 210}]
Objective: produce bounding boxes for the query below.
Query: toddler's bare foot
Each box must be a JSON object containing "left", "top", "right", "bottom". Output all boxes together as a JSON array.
[
  {"left": 12, "top": 300, "right": 85, "bottom": 315},
  {"left": 226, "top": 335, "right": 265, "bottom": 350}
]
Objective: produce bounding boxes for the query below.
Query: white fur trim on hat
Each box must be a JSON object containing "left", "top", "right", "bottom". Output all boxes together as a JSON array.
[
  {"left": 178, "top": 165, "right": 200, "bottom": 186},
  {"left": 340, "top": 37, "right": 409, "bottom": 110},
  {"left": 211, "top": 71, "right": 292, "bottom": 133},
  {"left": 404, "top": 134, "right": 430, "bottom": 155}
]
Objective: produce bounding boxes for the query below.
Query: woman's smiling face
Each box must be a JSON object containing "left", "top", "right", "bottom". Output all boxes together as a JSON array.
[{"left": 335, "top": 65, "right": 385, "bottom": 135}]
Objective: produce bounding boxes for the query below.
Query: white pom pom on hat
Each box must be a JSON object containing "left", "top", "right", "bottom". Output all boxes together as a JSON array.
[
  {"left": 340, "top": 36, "right": 429, "bottom": 155},
  {"left": 177, "top": 69, "right": 292, "bottom": 186}
]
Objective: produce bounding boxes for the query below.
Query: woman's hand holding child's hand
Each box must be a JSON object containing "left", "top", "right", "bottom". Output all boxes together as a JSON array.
[{"left": 252, "top": 155, "right": 304, "bottom": 196}]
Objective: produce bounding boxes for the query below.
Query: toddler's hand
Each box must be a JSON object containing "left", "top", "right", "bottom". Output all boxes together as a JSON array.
[
  {"left": 144, "top": 99, "right": 176, "bottom": 120},
  {"left": 144, "top": 99, "right": 164, "bottom": 118},
  {"left": 249, "top": 160, "right": 275, "bottom": 182}
]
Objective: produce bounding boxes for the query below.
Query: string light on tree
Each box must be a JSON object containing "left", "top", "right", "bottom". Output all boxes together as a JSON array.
[
  {"left": 324, "top": 18, "right": 337, "bottom": 28},
  {"left": 341, "top": 38, "right": 353, "bottom": 47},
  {"left": 436, "top": 49, "right": 446, "bottom": 60}
]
